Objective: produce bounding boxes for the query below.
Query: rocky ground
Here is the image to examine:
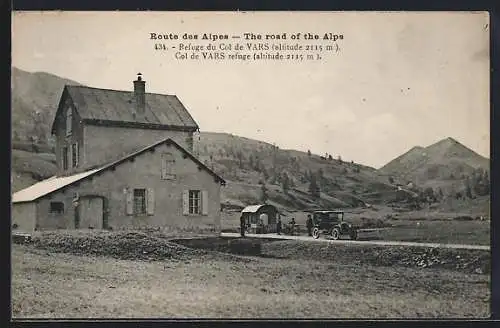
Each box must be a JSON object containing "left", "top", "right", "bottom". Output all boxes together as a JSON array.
[
  {"left": 13, "top": 231, "right": 490, "bottom": 275},
  {"left": 260, "top": 240, "right": 490, "bottom": 275}
]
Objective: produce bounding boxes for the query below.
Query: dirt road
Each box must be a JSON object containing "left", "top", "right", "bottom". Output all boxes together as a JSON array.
[{"left": 220, "top": 232, "right": 490, "bottom": 251}]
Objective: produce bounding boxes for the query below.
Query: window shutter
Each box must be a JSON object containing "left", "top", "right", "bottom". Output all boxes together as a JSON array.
[
  {"left": 126, "top": 189, "right": 133, "bottom": 215},
  {"left": 182, "top": 190, "right": 189, "bottom": 215},
  {"left": 66, "top": 109, "right": 72, "bottom": 136},
  {"left": 74, "top": 143, "right": 79, "bottom": 167},
  {"left": 169, "top": 159, "right": 175, "bottom": 179},
  {"left": 161, "top": 157, "right": 167, "bottom": 179},
  {"left": 146, "top": 188, "right": 155, "bottom": 215},
  {"left": 202, "top": 190, "right": 208, "bottom": 215},
  {"left": 68, "top": 145, "right": 73, "bottom": 168}
]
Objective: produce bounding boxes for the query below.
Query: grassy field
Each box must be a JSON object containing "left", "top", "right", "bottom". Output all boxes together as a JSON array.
[
  {"left": 379, "top": 219, "right": 490, "bottom": 245},
  {"left": 12, "top": 236, "right": 491, "bottom": 319}
]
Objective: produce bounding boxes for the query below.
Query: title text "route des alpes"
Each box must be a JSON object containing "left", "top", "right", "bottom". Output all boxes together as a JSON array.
[{"left": 150, "top": 32, "right": 344, "bottom": 41}]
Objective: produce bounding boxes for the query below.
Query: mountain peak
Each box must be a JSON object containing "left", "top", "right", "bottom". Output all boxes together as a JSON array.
[
  {"left": 425, "top": 137, "right": 476, "bottom": 157},
  {"left": 379, "top": 135, "right": 489, "bottom": 188},
  {"left": 434, "top": 137, "right": 460, "bottom": 146}
]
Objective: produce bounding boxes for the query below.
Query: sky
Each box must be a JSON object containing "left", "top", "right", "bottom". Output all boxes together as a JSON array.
[{"left": 11, "top": 11, "right": 490, "bottom": 168}]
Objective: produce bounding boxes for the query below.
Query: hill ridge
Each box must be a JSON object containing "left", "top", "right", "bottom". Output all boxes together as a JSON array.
[{"left": 379, "top": 136, "right": 489, "bottom": 194}]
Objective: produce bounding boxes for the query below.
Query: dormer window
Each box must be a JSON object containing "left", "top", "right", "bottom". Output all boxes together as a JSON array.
[{"left": 66, "top": 107, "right": 72, "bottom": 136}]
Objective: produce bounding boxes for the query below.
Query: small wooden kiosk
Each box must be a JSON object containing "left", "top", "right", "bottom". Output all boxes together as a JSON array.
[{"left": 241, "top": 204, "right": 279, "bottom": 234}]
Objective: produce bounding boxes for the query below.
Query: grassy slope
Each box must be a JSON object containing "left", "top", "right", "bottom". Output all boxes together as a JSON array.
[
  {"left": 379, "top": 138, "right": 489, "bottom": 193},
  {"left": 11, "top": 149, "right": 57, "bottom": 192},
  {"left": 196, "top": 131, "right": 402, "bottom": 211},
  {"left": 11, "top": 67, "right": 82, "bottom": 145},
  {"left": 12, "top": 244, "right": 490, "bottom": 318},
  {"left": 11, "top": 67, "right": 81, "bottom": 191}
]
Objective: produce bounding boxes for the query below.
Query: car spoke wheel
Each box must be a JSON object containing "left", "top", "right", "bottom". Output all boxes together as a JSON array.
[
  {"left": 350, "top": 230, "right": 358, "bottom": 240},
  {"left": 312, "top": 228, "right": 320, "bottom": 239},
  {"left": 331, "top": 228, "right": 340, "bottom": 240}
]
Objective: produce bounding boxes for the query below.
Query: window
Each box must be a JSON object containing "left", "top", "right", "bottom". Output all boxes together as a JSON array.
[
  {"left": 62, "top": 147, "right": 68, "bottom": 170},
  {"left": 50, "top": 202, "right": 64, "bottom": 214},
  {"left": 66, "top": 108, "right": 72, "bottom": 136},
  {"left": 133, "top": 189, "right": 146, "bottom": 215},
  {"left": 126, "top": 188, "right": 154, "bottom": 216},
  {"left": 182, "top": 190, "right": 208, "bottom": 216},
  {"left": 72, "top": 143, "right": 79, "bottom": 168},
  {"left": 189, "top": 190, "right": 201, "bottom": 214},
  {"left": 161, "top": 153, "right": 175, "bottom": 179}
]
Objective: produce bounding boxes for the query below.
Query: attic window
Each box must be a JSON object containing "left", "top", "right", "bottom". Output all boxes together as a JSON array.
[
  {"left": 161, "top": 153, "right": 176, "bottom": 180},
  {"left": 66, "top": 108, "right": 72, "bottom": 136}
]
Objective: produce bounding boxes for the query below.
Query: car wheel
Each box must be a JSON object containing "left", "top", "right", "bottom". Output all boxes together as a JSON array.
[
  {"left": 331, "top": 228, "right": 340, "bottom": 240},
  {"left": 350, "top": 230, "right": 358, "bottom": 240},
  {"left": 312, "top": 228, "right": 320, "bottom": 239}
]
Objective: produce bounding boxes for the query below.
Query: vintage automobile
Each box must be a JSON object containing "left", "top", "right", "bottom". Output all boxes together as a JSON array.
[{"left": 311, "top": 210, "right": 358, "bottom": 240}]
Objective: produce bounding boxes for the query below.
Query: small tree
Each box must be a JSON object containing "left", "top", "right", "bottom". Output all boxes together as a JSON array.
[
  {"left": 257, "top": 160, "right": 265, "bottom": 173},
  {"left": 262, "top": 167, "right": 269, "bottom": 181},
  {"left": 248, "top": 154, "right": 254, "bottom": 169},
  {"left": 281, "top": 172, "right": 290, "bottom": 194},
  {"left": 236, "top": 151, "right": 244, "bottom": 168},
  {"left": 308, "top": 174, "right": 321, "bottom": 199},
  {"left": 388, "top": 176, "right": 395, "bottom": 184},
  {"left": 269, "top": 173, "right": 277, "bottom": 185},
  {"left": 260, "top": 184, "right": 269, "bottom": 203},
  {"left": 465, "top": 178, "right": 473, "bottom": 199},
  {"left": 436, "top": 188, "right": 444, "bottom": 201},
  {"left": 307, "top": 149, "right": 312, "bottom": 157},
  {"left": 337, "top": 155, "right": 343, "bottom": 164},
  {"left": 482, "top": 171, "right": 490, "bottom": 195}
]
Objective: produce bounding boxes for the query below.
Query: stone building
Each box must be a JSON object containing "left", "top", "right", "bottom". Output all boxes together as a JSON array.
[{"left": 12, "top": 74, "right": 225, "bottom": 232}]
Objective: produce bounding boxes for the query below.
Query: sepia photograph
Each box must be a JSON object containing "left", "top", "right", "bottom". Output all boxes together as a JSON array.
[{"left": 10, "top": 11, "right": 491, "bottom": 318}]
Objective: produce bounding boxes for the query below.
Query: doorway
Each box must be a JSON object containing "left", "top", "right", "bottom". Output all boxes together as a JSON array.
[{"left": 76, "top": 196, "right": 104, "bottom": 229}]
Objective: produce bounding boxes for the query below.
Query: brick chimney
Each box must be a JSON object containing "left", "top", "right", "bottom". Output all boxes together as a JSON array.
[{"left": 133, "top": 73, "right": 146, "bottom": 114}]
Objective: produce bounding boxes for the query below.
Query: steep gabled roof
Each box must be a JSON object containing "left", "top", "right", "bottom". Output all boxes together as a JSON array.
[
  {"left": 12, "top": 138, "right": 225, "bottom": 204},
  {"left": 51, "top": 85, "right": 199, "bottom": 133}
]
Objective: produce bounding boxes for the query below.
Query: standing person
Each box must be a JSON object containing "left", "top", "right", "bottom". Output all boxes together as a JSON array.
[
  {"left": 306, "top": 214, "right": 313, "bottom": 236},
  {"left": 240, "top": 215, "right": 246, "bottom": 237},
  {"left": 290, "top": 217, "right": 296, "bottom": 235},
  {"left": 276, "top": 217, "right": 282, "bottom": 235}
]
